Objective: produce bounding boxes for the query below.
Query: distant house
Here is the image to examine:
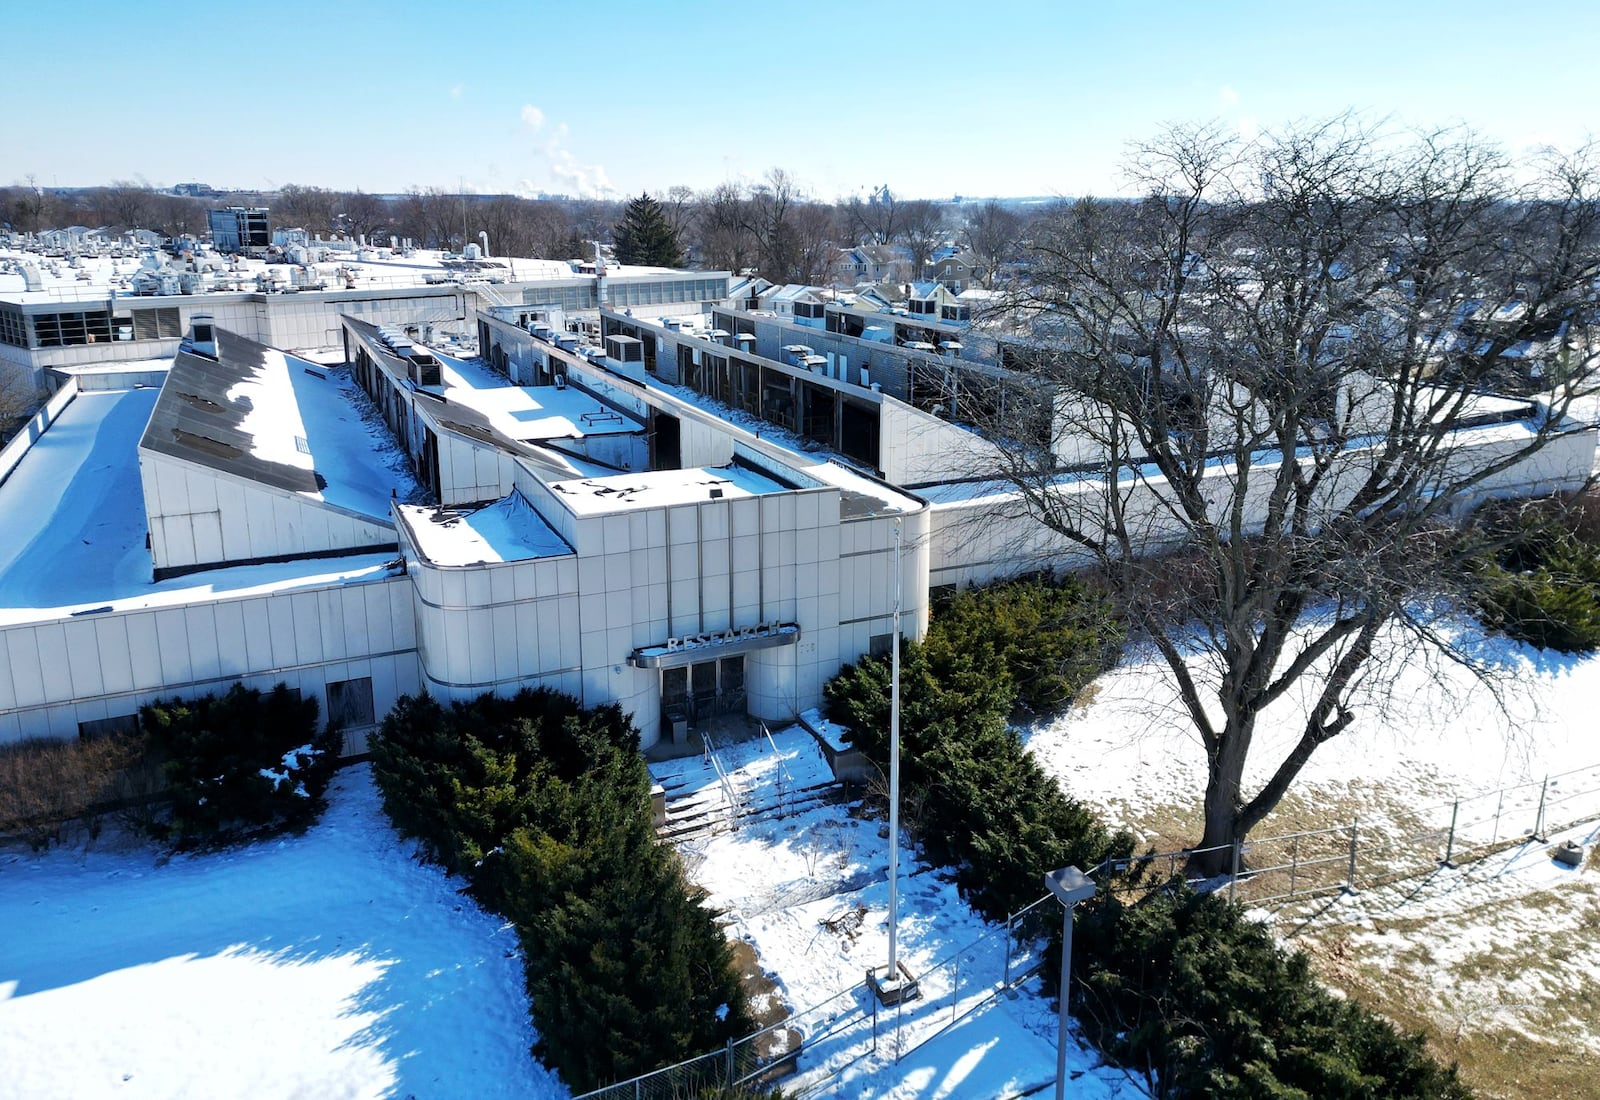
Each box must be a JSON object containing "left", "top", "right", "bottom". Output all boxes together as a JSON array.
[
  {"left": 724, "top": 274, "right": 772, "bottom": 310},
  {"left": 851, "top": 283, "right": 903, "bottom": 312},
  {"left": 904, "top": 281, "right": 964, "bottom": 321},
  {"left": 757, "top": 283, "right": 827, "bottom": 320},
  {"left": 931, "top": 250, "right": 986, "bottom": 292},
  {"left": 840, "top": 244, "right": 915, "bottom": 285}
]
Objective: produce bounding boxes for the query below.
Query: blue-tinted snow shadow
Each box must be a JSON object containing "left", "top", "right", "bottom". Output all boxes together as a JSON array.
[{"left": 0, "top": 768, "right": 558, "bottom": 1098}]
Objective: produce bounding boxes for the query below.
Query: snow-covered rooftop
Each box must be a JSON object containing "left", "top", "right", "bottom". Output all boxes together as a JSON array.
[
  {"left": 141, "top": 330, "right": 421, "bottom": 522},
  {"left": 397, "top": 492, "right": 572, "bottom": 567},
  {"left": 433, "top": 353, "right": 642, "bottom": 443},
  {"left": 547, "top": 463, "right": 786, "bottom": 516},
  {"left": 0, "top": 244, "right": 581, "bottom": 306},
  {"left": 0, "top": 385, "right": 404, "bottom": 623}
]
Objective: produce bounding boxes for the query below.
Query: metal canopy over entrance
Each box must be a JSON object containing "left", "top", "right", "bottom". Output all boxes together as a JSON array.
[{"left": 628, "top": 623, "right": 799, "bottom": 670}]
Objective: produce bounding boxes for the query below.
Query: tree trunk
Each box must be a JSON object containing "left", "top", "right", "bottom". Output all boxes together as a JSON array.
[{"left": 1192, "top": 723, "right": 1251, "bottom": 878}]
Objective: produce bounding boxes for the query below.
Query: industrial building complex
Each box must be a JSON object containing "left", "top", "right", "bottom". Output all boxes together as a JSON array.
[{"left": 1, "top": 228, "right": 1593, "bottom": 753}]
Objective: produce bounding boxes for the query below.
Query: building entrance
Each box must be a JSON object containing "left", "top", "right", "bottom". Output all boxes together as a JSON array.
[{"left": 661, "top": 656, "right": 746, "bottom": 735}]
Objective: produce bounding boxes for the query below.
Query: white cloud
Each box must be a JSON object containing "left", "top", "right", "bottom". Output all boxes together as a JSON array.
[
  {"left": 521, "top": 114, "right": 615, "bottom": 199},
  {"left": 1218, "top": 84, "right": 1240, "bottom": 109},
  {"left": 548, "top": 150, "right": 615, "bottom": 199},
  {"left": 450, "top": 84, "right": 464, "bottom": 100}
]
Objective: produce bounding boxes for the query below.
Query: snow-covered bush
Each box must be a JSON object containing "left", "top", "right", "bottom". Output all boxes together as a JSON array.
[
  {"left": 140, "top": 682, "right": 336, "bottom": 848},
  {"left": 369, "top": 688, "right": 754, "bottom": 1092}
]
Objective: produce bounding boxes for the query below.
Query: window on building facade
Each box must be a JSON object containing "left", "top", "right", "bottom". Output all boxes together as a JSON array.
[
  {"left": 0, "top": 306, "right": 27, "bottom": 347},
  {"left": 78, "top": 713, "right": 140, "bottom": 740},
  {"left": 33, "top": 309, "right": 113, "bottom": 347},
  {"left": 326, "top": 677, "right": 376, "bottom": 729}
]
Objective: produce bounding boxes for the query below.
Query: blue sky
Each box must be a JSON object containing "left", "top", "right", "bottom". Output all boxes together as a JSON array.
[{"left": 4, "top": 0, "right": 1596, "bottom": 200}]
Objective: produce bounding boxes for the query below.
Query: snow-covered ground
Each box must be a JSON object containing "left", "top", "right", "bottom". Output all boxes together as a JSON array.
[
  {"left": 654, "top": 728, "right": 1148, "bottom": 1099},
  {"left": 1026, "top": 617, "right": 1599, "bottom": 838},
  {"left": 0, "top": 766, "right": 565, "bottom": 1100},
  {"left": 1024, "top": 617, "right": 1600, "bottom": 1096}
]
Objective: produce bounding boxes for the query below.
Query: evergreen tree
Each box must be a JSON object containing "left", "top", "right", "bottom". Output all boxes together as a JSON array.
[{"left": 612, "top": 192, "right": 686, "bottom": 268}]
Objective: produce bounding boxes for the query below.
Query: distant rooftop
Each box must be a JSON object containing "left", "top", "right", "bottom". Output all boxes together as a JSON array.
[{"left": 0, "top": 242, "right": 705, "bottom": 307}]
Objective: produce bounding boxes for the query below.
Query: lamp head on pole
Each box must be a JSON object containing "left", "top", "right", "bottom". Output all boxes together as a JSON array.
[{"left": 1044, "top": 865, "right": 1096, "bottom": 907}]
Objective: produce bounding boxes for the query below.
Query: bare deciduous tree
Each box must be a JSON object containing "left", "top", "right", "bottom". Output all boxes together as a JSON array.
[
  {"left": 978, "top": 121, "right": 1600, "bottom": 872},
  {"left": 897, "top": 199, "right": 944, "bottom": 279},
  {"left": 692, "top": 181, "right": 752, "bottom": 273},
  {"left": 101, "top": 180, "right": 158, "bottom": 231},
  {"left": 962, "top": 199, "right": 1023, "bottom": 288},
  {"left": 4, "top": 177, "right": 55, "bottom": 235},
  {"left": 273, "top": 184, "right": 340, "bottom": 235}
]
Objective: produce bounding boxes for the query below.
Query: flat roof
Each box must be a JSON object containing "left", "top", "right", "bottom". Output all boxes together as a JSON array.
[
  {"left": 48, "top": 356, "right": 173, "bottom": 377},
  {"left": 397, "top": 491, "right": 572, "bottom": 567},
  {"left": 0, "top": 385, "right": 399, "bottom": 623},
  {"left": 141, "top": 329, "right": 420, "bottom": 521},
  {"left": 547, "top": 463, "right": 787, "bottom": 516},
  {"left": 0, "top": 245, "right": 577, "bottom": 306},
  {"left": 436, "top": 352, "right": 642, "bottom": 443},
  {"left": 798, "top": 459, "right": 920, "bottom": 519}
]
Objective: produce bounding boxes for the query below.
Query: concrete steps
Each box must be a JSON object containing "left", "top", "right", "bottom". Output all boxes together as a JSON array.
[{"left": 659, "top": 779, "right": 847, "bottom": 843}]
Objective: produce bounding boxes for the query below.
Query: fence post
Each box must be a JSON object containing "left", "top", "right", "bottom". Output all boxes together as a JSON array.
[
  {"left": 635, "top": 1077, "right": 641, "bottom": 1100},
  {"left": 870, "top": 974, "right": 879, "bottom": 1055},
  {"left": 1345, "top": 821, "right": 1358, "bottom": 894},
  {"left": 725, "top": 1040, "right": 735, "bottom": 1087},
  {"left": 1002, "top": 912, "right": 1012, "bottom": 988},
  {"left": 1534, "top": 775, "right": 1549, "bottom": 841},
  {"left": 1442, "top": 800, "right": 1459, "bottom": 867},
  {"left": 1229, "top": 839, "right": 1242, "bottom": 901},
  {"left": 952, "top": 954, "right": 960, "bottom": 1027}
]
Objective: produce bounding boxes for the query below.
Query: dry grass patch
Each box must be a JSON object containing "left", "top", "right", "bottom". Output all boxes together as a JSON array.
[
  {"left": 0, "top": 734, "right": 159, "bottom": 850},
  {"left": 1294, "top": 875, "right": 1600, "bottom": 1100}
]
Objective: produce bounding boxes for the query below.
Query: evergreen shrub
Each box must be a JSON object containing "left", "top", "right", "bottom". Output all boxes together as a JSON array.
[
  {"left": 1470, "top": 499, "right": 1600, "bottom": 652},
  {"left": 824, "top": 575, "right": 1131, "bottom": 919},
  {"left": 369, "top": 687, "right": 753, "bottom": 1093},
  {"left": 931, "top": 573, "right": 1125, "bottom": 715},
  {"left": 140, "top": 682, "right": 335, "bottom": 848},
  {"left": 826, "top": 574, "right": 1469, "bottom": 1097},
  {"left": 1068, "top": 885, "right": 1472, "bottom": 1099}
]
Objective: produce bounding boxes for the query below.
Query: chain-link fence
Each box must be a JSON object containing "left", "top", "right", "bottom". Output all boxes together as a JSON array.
[{"left": 1093, "top": 761, "right": 1600, "bottom": 909}]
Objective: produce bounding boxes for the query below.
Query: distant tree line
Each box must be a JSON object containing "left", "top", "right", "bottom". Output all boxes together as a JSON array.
[{"left": 2, "top": 170, "right": 1036, "bottom": 286}]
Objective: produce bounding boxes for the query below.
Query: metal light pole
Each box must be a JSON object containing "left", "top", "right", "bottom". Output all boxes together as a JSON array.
[
  {"left": 1044, "top": 866, "right": 1096, "bottom": 1100},
  {"left": 886, "top": 516, "right": 903, "bottom": 986}
]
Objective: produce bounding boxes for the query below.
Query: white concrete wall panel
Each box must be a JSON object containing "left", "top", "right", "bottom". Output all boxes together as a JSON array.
[{"left": 0, "top": 575, "right": 416, "bottom": 747}]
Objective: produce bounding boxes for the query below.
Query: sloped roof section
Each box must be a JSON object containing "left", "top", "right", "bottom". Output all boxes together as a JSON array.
[
  {"left": 141, "top": 329, "right": 325, "bottom": 496},
  {"left": 140, "top": 327, "right": 421, "bottom": 520}
]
